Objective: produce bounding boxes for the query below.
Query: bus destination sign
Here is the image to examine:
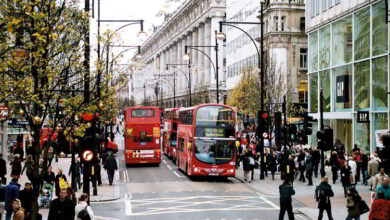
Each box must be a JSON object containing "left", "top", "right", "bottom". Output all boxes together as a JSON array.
[{"left": 204, "top": 128, "right": 225, "bottom": 137}]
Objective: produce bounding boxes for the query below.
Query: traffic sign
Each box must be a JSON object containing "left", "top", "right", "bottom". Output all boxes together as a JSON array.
[{"left": 82, "top": 150, "right": 94, "bottom": 162}]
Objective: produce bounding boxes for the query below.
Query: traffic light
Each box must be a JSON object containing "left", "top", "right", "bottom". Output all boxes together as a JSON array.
[
  {"left": 316, "top": 128, "right": 333, "bottom": 151},
  {"left": 303, "top": 113, "right": 315, "bottom": 135},
  {"left": 256, "top": 111, "right": 269, "bottom": 138},
  {"left": 80, "top": 125, "right": 100, "bottom": 164}
]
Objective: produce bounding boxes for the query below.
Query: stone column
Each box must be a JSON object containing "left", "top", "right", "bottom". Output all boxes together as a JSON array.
[
  {"left": 204, "top": 19, "right": 211, "bottom": 86},
  {"left": 198, "top": 22, "right": 204, "bottom": 87},
  {"left": 192, "top": 28, "right": 198, "bottom": 90}
]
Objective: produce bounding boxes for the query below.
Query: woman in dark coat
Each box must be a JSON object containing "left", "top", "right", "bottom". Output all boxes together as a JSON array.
[
  {"left": 10, "top": 155, "right": 22, "bottom": 179},
  {"left": 317, "top": 176, "right": 334, "bottom": 220},
  {"left": 54, "top": 169, "right": 67, "bottom": 197},
  {"left": 267, "top": 153, "right": 278, "bottom": 180},
  {"left": 242, "top": 150, "right": 251, "bottom": 182},
  {"left": 340, "top": 161, "right": 352, "bottom": 198},
  {"left": 329, "top": 151, "right": 340, "bottom": 184},
  {"left": 346, "top": 187, "right": 361, "bottom": 220}
]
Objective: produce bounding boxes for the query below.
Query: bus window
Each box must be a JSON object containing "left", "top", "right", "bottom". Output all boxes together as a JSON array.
[{"left": 195, "top": 139, "right": 233, "bottom": 164}]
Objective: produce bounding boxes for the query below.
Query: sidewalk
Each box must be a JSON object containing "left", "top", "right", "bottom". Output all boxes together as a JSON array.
[
  {"left": 235, "top": 164, "right": 371, "bottom": 220},
  {"left": 1, "top": 156, "right": 121, "bottom": 219}
]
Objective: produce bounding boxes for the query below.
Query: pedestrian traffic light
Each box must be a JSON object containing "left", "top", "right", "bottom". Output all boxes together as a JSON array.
[
  {"left": 316, "top": 128, "right": 333, "bottom": 151},
  {"left": 304, "top": 113, "right": 315, "bottom": 135}
]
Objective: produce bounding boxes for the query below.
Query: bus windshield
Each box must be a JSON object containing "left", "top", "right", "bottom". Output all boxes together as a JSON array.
[
  {"left": 196, "top": 106, "right": 234, "bottom": 127},
  {"left": 195, "top": 139, "right": 234, "bottom": 164},
  {"left": 132, "top": 109, "right": 155, "bottom": 118}
]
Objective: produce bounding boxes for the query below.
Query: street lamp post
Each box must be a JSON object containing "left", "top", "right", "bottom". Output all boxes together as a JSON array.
[
  {"left": 166, "top": 64, "right": 188, "bottom": 107},
  {"left": 217, "top": 3, "right": 265, "bottom": 179}
]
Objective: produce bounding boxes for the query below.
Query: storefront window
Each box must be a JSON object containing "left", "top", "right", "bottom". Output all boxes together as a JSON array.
[
  {"left": 309, "top": 31, "right": 318, "bottom": 72},
  {"left": 320, "top": 70, "right": 331, "bottom": 112},
  {"left": 355, "top": 115, "right": 370, "bottom": 154},
  {"left": 372, "top": 113, "right": 388, "bottom": 151},
  {"left": 372, "top": 1, "right": 388, "bottom": 56},
  {"left": 319, "top": 25, "right": 331, "bottom": 69},
  {"left": 332, "top": 16, "right": 352, "bottom": 66},
  {"left": 372, "top": 57, "right": 388, "bottom": 110},
  {"left": 354, "top": 61, "right": 370, "bottom": 109},
  {"left": 309, "top": 73, "right": 318, "bottom": 113},
  {"left": 333, "top": 65, "right": 352, "bottom": 110},
  {"left": 354, "top": 7, "right": 370, "bottom": 61}
]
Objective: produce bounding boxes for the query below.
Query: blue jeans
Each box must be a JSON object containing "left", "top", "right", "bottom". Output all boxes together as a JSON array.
[{"left": 346, "top": 216, "right": 360, "bottom": 220}]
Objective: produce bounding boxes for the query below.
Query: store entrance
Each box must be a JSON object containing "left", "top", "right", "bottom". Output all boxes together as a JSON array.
[{"left": 335, "top": 119, "right": 353, "bottom": 153}]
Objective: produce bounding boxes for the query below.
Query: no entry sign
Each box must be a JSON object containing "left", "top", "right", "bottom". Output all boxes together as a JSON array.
[{"left": 82, "top": 150, "right": 94, "bottom": 162}]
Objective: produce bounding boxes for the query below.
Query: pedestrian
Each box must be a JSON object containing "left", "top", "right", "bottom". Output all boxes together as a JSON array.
[
  {"left": 297, "top": 150, "right": 306, "bottom": 183},
  {"left": 346, "top": 187, "right": 362, "bottom": 220},
  {"left": 75, "top": 193, "right": 94, "bottom": 220},
  {"left": 13, "top": 140, "right": 24, "bottom": 162},
  {"left": 11, "top": 199, "right": 24, "bottom": 220},
  {"left": 285, "top": 155, "right": 296, "bottom": 184},
  {"left": 333, "top": 139, "right": 345, "bottom": 157},
  {"left": 68, "top": 157, "right": 82, "bottom": 191},
  {"left": 267, "top": 152, "right": 277, "bottom": 180},
  {"left": 368, "top": 191, "right": 389, "bottom": 220},
  {"left": 375, "top": 177, "right": 390, "bottom": 200},
  {"left": 21, "top": 155, "right": 34, "bottom": 183},
  {"left": 10, "top": 155, "right": 22, "bottom": 179},
  {"left": 341, "top": 161, "right": 352, "bottom": 197},
  {"left": 248, "top": 151, "right": 255, "bottom": 181},
  {"left": 353, "top": 146, "right": 361, "bottom": 183},
  {"left": 66, "top": 187, "right": 77, "bottom": 206},
  {"left": 368, "top": 155, "right": 380, "bottom": 190},
  {"left": 116, "top": 124, "right": 120, "bottom": 134},
  {"left": 18, "top": 182, "right": 33, "bottom": 219},
  {"left": 305, "top": 149, "right": 313, "bottom": 186},
  {"left": 348, "top": 156, "right": 357, "bottom": 186},
  {"left": 312, "top": 148, "right": 320, "bottom": 178},
  {"left": 329, "top": 151, "right": 340, "bottom": 184},
  {"left": 4, "top": 178, "right": 21, "bottom": 220},
  {"left": 54, "top": 169, "right": 67, "bottom": 197},
  {"left": 316, "top": 176, "right": 334, "bottom": 220},
  {"left": 43, "top": 166, "right": 55, "bottom": 186},
  {"left": 0, "top": 153, "right": 6, "bottom": 184},
  {"left": 47, "top": 189, "right": 75, "bottom": 220},
  {"left": 103, "top": 152, "right": 118, "bottom": 185},
  {"left": 242, "top": 150, "right": 251, "bottom": 182},
  {"left": 278, "top": 179, "right": 295, "bottom": 220},
  {"left": 372, "top": 168, "right": 389, "bottom": 192},
  {"left": 360, "top": 151, "right": 369, "bottom": 185},
  {"left": 95, "top": 155, "right": 102, "bottom": 186}
]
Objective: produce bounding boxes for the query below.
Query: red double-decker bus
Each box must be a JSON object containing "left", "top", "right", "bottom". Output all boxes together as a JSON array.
[
  {"left": 124, "top": 106, "right": 161, "bottom": 165},
  {"left": 162, "top": 108, "right": 180, "bottom": 162},
  {"left": 176, "top": 104, "right": 236, "bottom": 177}
]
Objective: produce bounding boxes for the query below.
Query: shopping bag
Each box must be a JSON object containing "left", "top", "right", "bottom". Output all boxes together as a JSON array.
[{"left": 359, "top": 200, "right": 370, "bottom": 215}]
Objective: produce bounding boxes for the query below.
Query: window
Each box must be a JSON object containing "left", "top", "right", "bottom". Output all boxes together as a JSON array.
[
  {"left": 309, "top": 31, "right": 318, "bottom": 72},
  {"left": 300, "top": 48, "right": 307, "bottom": 69},
  {"left": 354, "top": 7, "right": 370, "bottom": 61},
  {"left": 316, "top": 0, "right": 320, "bottom": 15},
  {"left": 372, "top": 57, "right": 388, "bottom": 110},
  {"left": 131, "top": 109, "right": 155, "bottom": 117},
  {"left": 311, "top": 0, "right": 315, "bottom": 17},
  {"left": 265, "top": 20, "right": 268, "bottom": 33},
  {"left": 322, "top": 0, "right": 327, "bottom": 12},
  {"left": 309, "top": 73, "right": 318, "bottom": 113},
  {"left": 328, "top": 0, "right": 333, "bottom": 8},
  {"left": 332, "top": 16, "right": 352, "bottom": 66},
  {"left": 300, "top": 17, "right": 305, "bottom": 32},
  {"left": 274, "top": 16, "right": 278, "bottom": 31},
  {"left": 333, "top": 64, "right": 352, "bottom": 110},
  {"left": 319, "top": 25, "right": 331, "bottom": 69},
  {"left": 178, "top": 138, "right": 185, "bottom": 152},
  {"left": 320, "top": 70, "right": 331, "bottom": 112},
  {"left": 335, "top": 0, "right": 340, "bottom": 4},
  {"left": 372, "top": 1, "right": 388, "bottom": 56},
  {"left": 281, "top": 16, "right": 285, "bottom": 31}
]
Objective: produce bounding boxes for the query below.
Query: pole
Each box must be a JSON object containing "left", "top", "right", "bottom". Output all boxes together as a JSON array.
[
  {"left": 188, "top": 59, "right": 192, "bottom": 106},
  {"left": 259, "top": 2, "right": 265, "bottom": 180},
  {"left": 174, "top": 67, "right": 176, "bottom": 107},
  {"left": 143, "top": 83, "right": 146, "bottom": 104},
  {"left": 96, "top": 0, "right": 101, "bottom": 99},
  {"left": 215, "top": 31, "right": 219, "bottom": 104},
  {"left": 83, "top": 0, "right": 91, "bottom": 203},
  {"left": 320, "top": 88, "right": 325, "bottom": 177}
]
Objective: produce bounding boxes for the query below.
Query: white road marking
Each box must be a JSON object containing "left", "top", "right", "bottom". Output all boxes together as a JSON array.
[
  {"left": 258, "top": 195, "right": 279, "bottom": 209},
  {"left": 295, "top": 214, "right": 306, "bottom": 220},
  {"left": 125, "top": 193, "right": 132, "bottom": 216},
  {"left": 122, "top": 171, "right": 126, "bottom": 182},
  {"left": 95, "top": 216, "right": 120, "bottom": 220},
  {"left": 173, "top": 171, "right": 183, "bottom": 177},
  {"left": 167, "top": 165, "right": 172, "bottom": 170},
  {"left": 163, "top": 160, "right": 167, "bottom": 164},
  {"left": 126, "top": 170, "right": 130, "bottom": 182}
]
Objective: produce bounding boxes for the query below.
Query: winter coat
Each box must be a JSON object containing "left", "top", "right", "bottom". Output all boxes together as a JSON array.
[
  {"left": 279, "top": 183, "right": 295, "bottom": 203},
  {"left": 43, "top": 171, "right": 55, "bottom": 185},
  {"left": 12, "top": 207, "right": 25, "bottom": 220},
  {"left": 346, "top": 194, "right": 361, "bottom": 217},
  {"left": 311, "top": 150, "right": 320, "bottom": 165},
  {"left": 242, "top": 155, "right": 250, "bottom": 171},
  {"left": 19, "top": 189, "right": 33, "bottom": 213},
  {"left": 69, "top": 161, "right": 82, "bottom": 177},
  {"left": 0, "top": 157, "right": 6, "bottom": 177},
  {"left": 368, "top": 159, "right": 379, "bottom": 177},
  {"left": 54, "top": 174, "right": 67, "bottom": 196},
  {"left": 376, "top": 185, "right": 390, "bottom": 200},
  {"left": 267, "top": 155, "right": 277, "bottom": 172},
  {"left": 4, "top": 182, "right": 21, "bottom": 211},
  {"left": 11, "top": 159, "right": 22, "bottom": 178},
  {"left": 348, "top": 160, "right": 357, "bottom": 177},
  {"left": 104, "top": 155, "right": 118, "bottom": 171},
  {"left": 13, "top": 147, "right": 24, "bottom": 161},
  {"left": 361, "top": 154, "right": 369, "bottom": 170},
  {"left": 316, "top": 181, "right": 334, "bottom": 209},
  {"left": 75, "top": 201, "right": 95, "bottom": 220},
  {"left": 368, "top": 199, "right": 390, "bottom": 220},
  {"left": 47, "top": 198, "right": 75, "bottom": 220},
  {"left": 340, "top": 166, "right": 351, "bottom": 187},
  {"left": 22, "top": 161, "right": 34, "bottom": 176},
  {"left": 330, "top": 154, "right": 340, "bottom": 171},
  {"left": 305, "top": 154, "right": 313, "bottom": 173},
  {"left": 373, "top": 173, "right": 389, "bottom": 190}
]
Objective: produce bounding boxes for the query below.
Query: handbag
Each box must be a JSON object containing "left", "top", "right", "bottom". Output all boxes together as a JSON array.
[
  {"left": 78, "top": 205, "right": 91, "bottom": 220},
  {"left": 359, "top": 200, "right": 370, "bottom": 215}
]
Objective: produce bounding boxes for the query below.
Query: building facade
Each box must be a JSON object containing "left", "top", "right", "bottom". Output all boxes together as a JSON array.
[
  {"left": 306, "top": 0, "right": 389, "bottom": 154},
  {"left": 131, "top": 0, "right": 226, "bottom": 107},
  {"left": 261, "top": 0, "right": 308, "bottom": 103}
]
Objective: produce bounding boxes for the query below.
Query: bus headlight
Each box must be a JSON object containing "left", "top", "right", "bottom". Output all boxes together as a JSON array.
[
  {"left": 194, "top": 167, "right": 200, "bottom": 172},
  {"left": 227, "top": 169, "right": 234, "bottom": 173}
]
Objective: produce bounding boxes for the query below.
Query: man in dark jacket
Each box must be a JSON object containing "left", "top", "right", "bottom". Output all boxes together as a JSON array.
[
  {"left": 279, "top": 179, "right": 295, "bottom": 220},
  {"left": 297, "top": 150, "right": 306, "bottom": 182},
  {"left": 316, "top": 176, "right": 334, "bottom": 220},
  {"left": 19, "top": 182, "right": 33, "bottom": 218},
  {"left": 311, "top": 148, "right": 321, "bottom": 178},
  {"left": 4, "top": 178, "right": 20, "bottom": 220},
  {"left": 360, "top": 152, "right": 369, "bottom": 185},
  {"left": 68, "top": 157, "right": 82, "bottom": 191},
  {"left": 104, "top": 152, "right": 118, "bottom": 185},
  {"left": 305, "top": 149, "right": 313, "bottom": 186},
  {"left": 0, "top": 153, "right": 6, "bottom": 184},
  {"left": 48, "top": 189, "right": 75, "bottom": 220}
]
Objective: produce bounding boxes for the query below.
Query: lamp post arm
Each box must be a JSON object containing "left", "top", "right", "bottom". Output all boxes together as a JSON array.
[{"left": 187, "top": 47, "right": 217, "bottom": 78}]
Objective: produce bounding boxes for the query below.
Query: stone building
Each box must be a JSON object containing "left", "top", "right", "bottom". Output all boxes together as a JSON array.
[{"left": 131, "top": 0, "right": 227, "bottom": 107}]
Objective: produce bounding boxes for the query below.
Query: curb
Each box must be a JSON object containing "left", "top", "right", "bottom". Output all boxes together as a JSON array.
[{"left": 90, "top": 195, "right": 122, "bottom": 203}]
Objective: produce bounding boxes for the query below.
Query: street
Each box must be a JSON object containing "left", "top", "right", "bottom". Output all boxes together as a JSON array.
[{"left": 90, "top": 133, "right": 308, "bottom": 220}]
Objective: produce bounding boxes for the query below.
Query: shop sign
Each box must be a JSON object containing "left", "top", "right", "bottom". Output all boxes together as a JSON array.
[
  {"left": 336, "top": 75, "right": 350, "bottom": 103},
  {"left": 0, "top": 106, "right": 9, "bottom": 121},
  {"left": 357, "top": 111, "right": 369, "bottom": 123}
]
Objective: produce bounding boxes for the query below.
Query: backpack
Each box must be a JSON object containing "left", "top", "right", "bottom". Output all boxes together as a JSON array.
[
  {"left": 315, "top": 186, "right": 329, "bottom": 204},
  {"left": 78, "top": 205, "right": 91, "bottom": 220}
]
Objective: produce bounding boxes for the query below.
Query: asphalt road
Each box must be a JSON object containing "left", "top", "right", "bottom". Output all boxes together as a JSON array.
[{"left": 90, "top": 130, "right": 309, "bottom": 220}]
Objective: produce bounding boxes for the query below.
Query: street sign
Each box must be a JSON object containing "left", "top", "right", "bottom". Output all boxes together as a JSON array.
[
  {"left": 82, "top": 150, "right": 94, "bottom": 162},
  {"left": 0, "top": 106, "right": 9, "bottom": 121},
  {"left": 357, "top": 111, "right": 369, "bottom": 123}
]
